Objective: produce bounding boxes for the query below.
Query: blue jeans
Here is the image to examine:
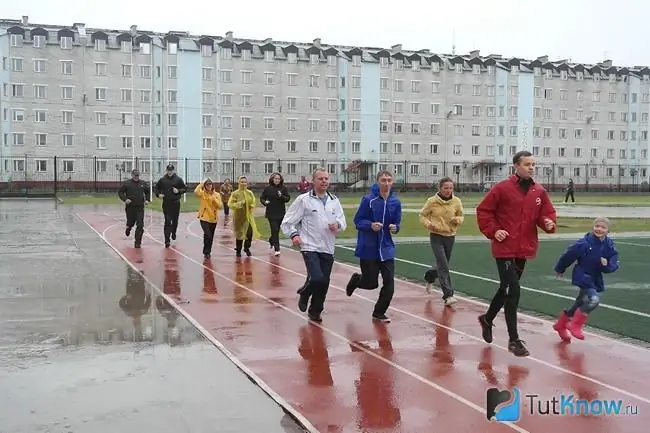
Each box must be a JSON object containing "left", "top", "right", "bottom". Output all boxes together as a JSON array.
[
  {"left": 300, "top": 251, "right": 335, "bottom": 316},
  {"left": 565, "top": 287, "right": 600, "bottom": 316}
]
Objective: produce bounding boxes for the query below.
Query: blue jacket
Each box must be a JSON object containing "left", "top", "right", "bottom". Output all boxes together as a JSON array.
[
  {"left": 553, "top": 232, "right": 619, "bottom": 292},
  {"left": 353, "top": 184, "right": 402, "bottom": 261}
]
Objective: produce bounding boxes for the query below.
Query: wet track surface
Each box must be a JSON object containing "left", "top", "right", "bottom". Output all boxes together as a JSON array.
[{"left": 0, "top": 199, "right": 304, "bottom": 433}]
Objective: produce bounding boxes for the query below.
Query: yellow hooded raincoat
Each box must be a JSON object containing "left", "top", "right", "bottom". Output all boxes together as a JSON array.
[
  {"left": 227, "top": 180, "right": 261, "bottom": 240},
  {"left": 194, "top": 180, "right": 224, "bottom": 223}
]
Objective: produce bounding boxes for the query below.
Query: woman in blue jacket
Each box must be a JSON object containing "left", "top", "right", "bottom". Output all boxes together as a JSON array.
[
  {"left": 553, "top": 217, "right": 619, "bottom": 342},
  {"left": 345, "top": 171, "right": 402, "bottom": 323}
]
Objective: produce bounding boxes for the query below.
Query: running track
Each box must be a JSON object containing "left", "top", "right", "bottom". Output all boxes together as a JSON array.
[{"left": 77, "top": 210, "right": 649, "bottom": 432}]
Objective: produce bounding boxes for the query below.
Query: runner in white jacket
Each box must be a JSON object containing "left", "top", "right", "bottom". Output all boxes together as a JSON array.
[{"left": 281, "top": 168, "right": 347, "bottom": 322}]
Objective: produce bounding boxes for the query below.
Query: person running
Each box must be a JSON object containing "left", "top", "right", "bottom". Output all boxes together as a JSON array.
[
  {"left": 227, "top": 176, "right": 260, "bottom": 257},
  {"left": 154, "top": 164, "right": 187, "bottom": 248},
  {"left": 118, "top": 169, "right": 151, "bottom": 248},
  {"left": 476, "top": 150, "right": 557, "bottom": 357},
  {"left": 418, "top": 177, "right": 464, "bottom": 306},
  {"left": 220, "top": 178, "right": 233, "bottom": 226},
  {"left": 564, "top": 179, "right": 575, "bottom": 204},
  {"left": 281, "top": 168, "right": 347, "bottom": 322},
  {"left": 345, "top": 170, "right": 402, "bottom": 323},
  {"left": 194, "top": 178, "right": 224, "bottom": 259},
  {"left": 260, "top": 172, "right": 291, "bottom": 255}
]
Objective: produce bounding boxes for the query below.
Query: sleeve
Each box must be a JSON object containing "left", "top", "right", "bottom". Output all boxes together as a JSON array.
[
  {"left": 153, "top": 178, "right": 161, "bottom": 196},
  {"left": 453, "top": 199, "right": 465, "bottom": 225},
  {"left": 248, "top": 191, "right": 256, "bottom": 208},
  {"left": 227, "top": 192, "right": 242, "bottom": 209},
  {"left": 212, "top": 191, "right": 224, "bottom": 210},
  {"left": 476, "top": 186, "right": 501, "bottom": 239},
  {"left": 260, "top": 187, "right": 269, "bottom": 206},
  {"left": 353, "top": 196, "right": 373, "bottom": 232},
  {"left": 536, "top": 190, "right": 557, "bottom": 233},
  {"left": 118, "top": 181, "right": 127, "bottom": 202},
  {"left": 194, "top": 182, "right": 206, "bottom": 198},
  {"left": 393, "top": 200, "right": 402, "bottom": 233},
  {"left": 334, "top": 199, "right": 347, "bottom": 232},
  {"left": 143, "top": 181, "right": 151, "bottom": 201},
  {"left": 281, "top": 195, "right": 305, "bottom": 239},
  {"left": 603, "top": 243, "right": 619, "bottom": 273},
  {"left": 418, "top": 198, "right": 433, "bottom": 227},
  {"left": 176, "top": 177, "right": 188, "bottom": 195},
  {"left": 554, "top": 241, "right": 583, "bottom": 274},
  {"left": 280, "top": 186, "right": 291, "bottom": 203}
]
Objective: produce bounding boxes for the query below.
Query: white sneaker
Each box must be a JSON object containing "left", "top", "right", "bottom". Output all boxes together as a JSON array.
[
  {"left": 274, "top": 251, "right": 280, "bottom": 256},
  {"left": 444, "top": 296, "right": 457, "bottom": 307},
  {"left": 425, "top": 283, "right": 434, "bottom": 294}
]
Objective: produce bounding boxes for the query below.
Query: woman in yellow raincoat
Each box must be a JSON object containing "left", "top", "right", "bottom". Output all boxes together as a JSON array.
[
  {"left": 227, "top": 176, "right": 260, "bottom": 257},
  {"left": 194, "top": 178, "right": 223, "bottom": 259}
]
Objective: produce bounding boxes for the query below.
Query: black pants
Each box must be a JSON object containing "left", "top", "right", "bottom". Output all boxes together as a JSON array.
[
  {"left": 564, "top": 191, "right": 574, "bottom": 203},
  {"left": 125, "top": 205, "right": 145, "bottom": 245},
  {"left": 235, "top": 225, "right": 253, "bottom": 253},
  {"left": 300, "top": 251, "right": 335, "bottom": 316},
  {"left": 200, "top": 220, "right": 217, "bottom": 255},
  {"left": 223, "top": 203, "right": 230, "bottom": 216},
  {"left": 355, "top": 259, "right": 395, "bottom": 316},
  {"left": 267, "top": 217, "right": 282, "bottom": 251},
  {"left": 162, "top": 200, "right": 181, "bottom": 241},
  {"left": 485, "top": 258, "right": 527, "bottom": 341}
]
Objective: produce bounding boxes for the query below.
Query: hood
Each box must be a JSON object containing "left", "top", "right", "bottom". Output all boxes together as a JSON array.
[
  {"left": 370, "top": 183, "right": 395, "bottom": 198},
  {"left": 268, "top": 172, "right": 285, "bottom": 187},
  {"left": 432, "top": 192, "right": 455, "bottom": 205}
]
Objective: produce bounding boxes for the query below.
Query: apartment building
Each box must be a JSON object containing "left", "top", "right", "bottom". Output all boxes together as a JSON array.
[{"left": 1, "top": 16, "right": 649, "bottom": 186}]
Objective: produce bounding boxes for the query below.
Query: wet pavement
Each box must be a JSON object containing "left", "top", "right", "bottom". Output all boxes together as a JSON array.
[
  {"left": 0, "top": 199, "right": 305, "bottom": 433},
  {"left": 75, "top": 209, "right": 650, "bottom": 432}
]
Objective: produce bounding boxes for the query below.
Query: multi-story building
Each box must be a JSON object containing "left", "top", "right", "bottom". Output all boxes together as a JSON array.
[{"left": 1, "top": 15, "right": 649, "bottom": 188}]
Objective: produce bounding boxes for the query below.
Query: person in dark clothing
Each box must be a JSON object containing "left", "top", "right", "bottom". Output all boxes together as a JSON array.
[
  {"left": 345, "top": 171, "right": 402, "bottom": 323},
  {"left": 154, "top": 164, "right": 187, "bottom": 248},
  {"left": 476, "top": 150, "right": 557, "bottom": 357},
  {"left": 119, "top": 267, "right": 152, "bottom": 341},
  {"left": 260, "top": 172, "right": 291, "bottom": 255},
  {"left": 118, "top": 169, "right": 151, "bottom": 248},
  {"left": 564, "top": 179, "right": 575, "bottom": 203}
]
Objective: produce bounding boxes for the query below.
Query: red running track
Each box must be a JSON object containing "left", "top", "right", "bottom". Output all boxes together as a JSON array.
[{"left": 78, "top": 210, "right": 650, "bottom": 433}]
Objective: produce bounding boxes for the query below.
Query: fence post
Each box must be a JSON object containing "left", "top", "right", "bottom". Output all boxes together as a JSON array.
[
  {"left": 93, "top": 156, "right": 97, "bottom": 193},
  {"left": 53, "top": 156, "right": 58, "bottom": 195}
]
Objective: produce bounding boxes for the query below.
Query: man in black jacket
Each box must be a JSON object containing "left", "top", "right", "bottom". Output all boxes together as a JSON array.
[
  {"left": 260, "top": 172, "right": 290, "bottom": 255},
  {"left": 154, "top": 164, "right": 187, "bottom": 247},
  {"left": 118, "top": 169, "right": 151, "bottom": 248}
]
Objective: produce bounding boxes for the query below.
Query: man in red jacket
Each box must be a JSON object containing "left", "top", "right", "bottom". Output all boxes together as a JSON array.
[{"left": 476, "top": 150, "right": 557, "bottom": 357}]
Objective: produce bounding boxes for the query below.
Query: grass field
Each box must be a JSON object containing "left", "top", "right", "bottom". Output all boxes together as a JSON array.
[{"left": 334, "top": 238, "right": 650, "bottom": 343}]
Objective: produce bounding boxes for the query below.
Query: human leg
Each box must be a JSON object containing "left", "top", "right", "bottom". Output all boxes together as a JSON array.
[
  {"left": 133, "top": 206, "right": 145, "bottom": 248},
  {"left": 162, "top": 201, "right": 172, "bottom": 245},
  {"left": 125, "top": 205, "right": 136, "bottom": 236},
  {"left": 372, "top": 260, "right": 395, "bottom": 321},
  {"left": 170, "top": 201, "right": 181, "bottom": 240},
  {"left": 243, "top": 225, "right": 253, "bottom": 256},
  {"left": 298, "top": 251, "right": 323, "bottom": 316},
  {"left": 345, "top": 259, "right": 380, "bottom": 296},
  {"left": 200, "top": 220, "right": 216, "bottom": 257},
  {"left": 566, "top": 288, "right": 599, "bottom": 340},
  {"left": 269, "top": 218, "right": 282, "bottom": 252},
  {"left": 430, "top": 234, "right": 456, "bottom": 304},
  {"left": 307, "top": 253, "right": 335, "bottom": 320}
]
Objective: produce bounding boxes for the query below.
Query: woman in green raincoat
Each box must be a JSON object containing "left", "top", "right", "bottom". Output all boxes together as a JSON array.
[{"left": 227, "top": 176, "right": 261, "bottom": 257}]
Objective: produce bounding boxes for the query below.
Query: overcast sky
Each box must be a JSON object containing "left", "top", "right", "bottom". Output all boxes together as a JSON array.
[{"left": 4, "top": 0, "right": 649, "bottom": 67}]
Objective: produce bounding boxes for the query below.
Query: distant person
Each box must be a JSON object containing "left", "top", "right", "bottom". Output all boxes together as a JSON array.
[
  {"left": 154, "top": 164, "right": 187, "bottom": 248},
  {"left": 418, "top": 177, "right": 464, "bottom": 306},
  {"left": 281, "top": 168, "right": 346, "bottom": 322},
  {"left": 260, "top": 172, "right": 291, "bottom": 255},
  {"left": 220, "top": 178, "right": 233, "bottom": 226},
  {"left": 564, "top": 179, "right": 575, "bottom": 203},
  {"left": 552, "top": 217, "right": 619, "bottom": 341},
  {"left": 297, "top": 176, "right": 310, "bottom": 194},
  {"left": 476, "top": 150, "right": 557, "bottom": 357},
  {"left": 227, "top": 176, "right": 260, "bottom": 257},
  {"left": 194, "top": 178, "right": 224, "bottom": 259},
  {"left": 118, "top": 169, "right": 151, "bottom": 248},
  {"left": 345, "top": 170, "right": 401, "bottom": 323}
]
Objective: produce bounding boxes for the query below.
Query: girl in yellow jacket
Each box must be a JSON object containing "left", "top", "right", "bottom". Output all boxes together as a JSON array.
[
  {"left": 227, "top": 176, "right": 261, "bottom": 257},
  {"left": 194, "top": 178, "right": 224, "bottom": 259},
  {"left": 419, "top": 177, "right": 464, "bottom": 306}
]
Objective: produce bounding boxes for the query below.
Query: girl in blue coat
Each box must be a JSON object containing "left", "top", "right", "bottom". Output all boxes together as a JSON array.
[{"left": 552, "top": 217, "right": 619, "bottom": 342}]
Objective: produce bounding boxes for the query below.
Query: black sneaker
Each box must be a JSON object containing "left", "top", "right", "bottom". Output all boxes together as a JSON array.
[
  {"left": 346, "top": 273, "right": 360, "bottom": 296},
  {"left": 298, "top": 293, "right": 309, "bottom": 312},
  {"left": 204, "top": 253, "right": 210, "bottom": 259},
  {"left": 508, "top": 340, "right": 530, "bottom": 357},
  {"left": 372, "top": 314, "right": 391, "bottom": 323},
  {"left": 308, "top": 314, "right": 322, "bottom": 323},
  {"left": 134, "top": 243, "right": 141, "bottom": 249},
  {"left": 171, "top": 233, "right": 176, "bottom": 240},
  {"left": 244, "top": 249, "right": 252, "bottom": 257},
  {"left": 125, "top": 227, "right": 131, "bottom": 237},
  {"left": 478, "top": 314, "right": 494, "bottom": 343},
  {"left": 165, "top": 241, "right": 170, "bottom": 248}
]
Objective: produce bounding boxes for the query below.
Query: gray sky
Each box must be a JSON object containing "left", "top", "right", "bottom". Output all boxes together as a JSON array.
[{"left": 4, "top": 0, "right": 649, "bottom": 67}]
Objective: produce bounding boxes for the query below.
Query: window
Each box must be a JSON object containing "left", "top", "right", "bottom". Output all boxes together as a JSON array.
[
  {"left": 60, "top": 37, "right": 72, "bottom": 49},
  {"left": 62, "top": 134, "right": 74, "bottom": 147},
  {"left": 61, "top": 86, "right": 73, "bottom": 100}
]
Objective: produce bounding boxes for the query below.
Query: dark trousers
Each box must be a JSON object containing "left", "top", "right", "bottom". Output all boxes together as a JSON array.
[
  {"left": 564, "top": 191, "right": 575, "bottom": 203},
  {"left": 162, "top": 200, "right": 181, "bottom": 241},
  {"left": 223, "top": 203, "right": 230, "bottom": 216},
  {"left": 235, "top": 225, "right": 253, "bottom": 252},
  {"left": 267, "top": 217, "right": 282, "bottom": 251},
  {"left": 429, "top": 234, "right": 455, "bottom": 299},
  {"left": 200, "top": 220, "right": 217, "bottom": 255},
  {"left": 300, "top": 251, "right": 335, "bottom": 316},
  {"left": 125, "top": 205, "right": 145, "bottom": 245},
  {"left": 355, "top": 259, "right": 395, "bottom": 316},
  {"left": 565, "top": 287, "right": 600, "bottom": 316},
  {"left": 485, "top": 258, "right": 527, "bottom": 341}
]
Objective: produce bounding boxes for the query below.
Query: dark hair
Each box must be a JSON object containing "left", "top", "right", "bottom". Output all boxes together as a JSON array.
[
  {"left": 268, "top": 172, "right": 284, "bottom": 185},
  {"left": 513, "top": 150, "right": 533, "bottom": 165},
  {"left": 437, "top": 177, "right": 454, "bottom": 188},
  {"left": 376, "top": 170, "right": 393, "bottom": 181}
]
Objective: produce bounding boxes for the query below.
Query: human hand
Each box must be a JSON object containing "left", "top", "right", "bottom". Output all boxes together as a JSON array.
[
  {"left": 172, "top": 187, "right": 179, "bottom": 194},
  {"left": 555, "top": 272, "right": 563, "bottom": 278},
  {"left": 264, "top": 200, "right": 270, "bottom": 205},
  {"left": 544, "top": 218, "right": 555, "bottom": 231},
  {"left": 389, "top": 224, "right": 397, "bottom": 233},
  {"left": 371, "top": 222, "right": 383, "bottom": 232},
  {"left": 145, "top": 200, "right": 150, "bottom": 205},
  {"left": 600, "top": 257, "right": 608, "bottom": 266},
  {"left": 328, "top": 222, "right": 339, "bottom": 232},
  {"left": 277, "top": 191, "right": 282, "bottom": 197},
  {"left": 494, "top": 230, "right": 509, "bottom": 242},
  {"left": 125, "top": 199, "right": 132, "bottom": 204},
  {"left": 157, "top": 194, "right": 164, "bottom": 199},
  {"left": 292, "top": 236, "right": 301, "bottom": 246}
]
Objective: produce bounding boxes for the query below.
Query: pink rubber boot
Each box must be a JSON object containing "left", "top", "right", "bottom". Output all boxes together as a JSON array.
[
  {"left": 566, "top": 310, "right": 587, "bottom": 340},
  {"left": 552, "top": 311, "right": 572, "bottom": 342}
]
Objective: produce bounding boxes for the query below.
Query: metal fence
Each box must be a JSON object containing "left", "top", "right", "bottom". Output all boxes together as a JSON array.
[{"left": 1, "top": 155, "right": 649, "bottom": 196}]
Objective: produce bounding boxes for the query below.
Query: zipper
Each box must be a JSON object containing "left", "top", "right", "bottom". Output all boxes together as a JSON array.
[{"left": 379, "top": 197, "right": 387, "bottom": 262}]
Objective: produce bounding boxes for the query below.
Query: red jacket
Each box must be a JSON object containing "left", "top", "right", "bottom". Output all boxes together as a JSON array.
[{"left": 476, "top": 175, "right": 557, "bottom": 259}]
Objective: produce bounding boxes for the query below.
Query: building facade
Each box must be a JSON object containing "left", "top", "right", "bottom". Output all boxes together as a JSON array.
[{"left": 1, "top": 16, "right": 650, "bottom": 187}]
